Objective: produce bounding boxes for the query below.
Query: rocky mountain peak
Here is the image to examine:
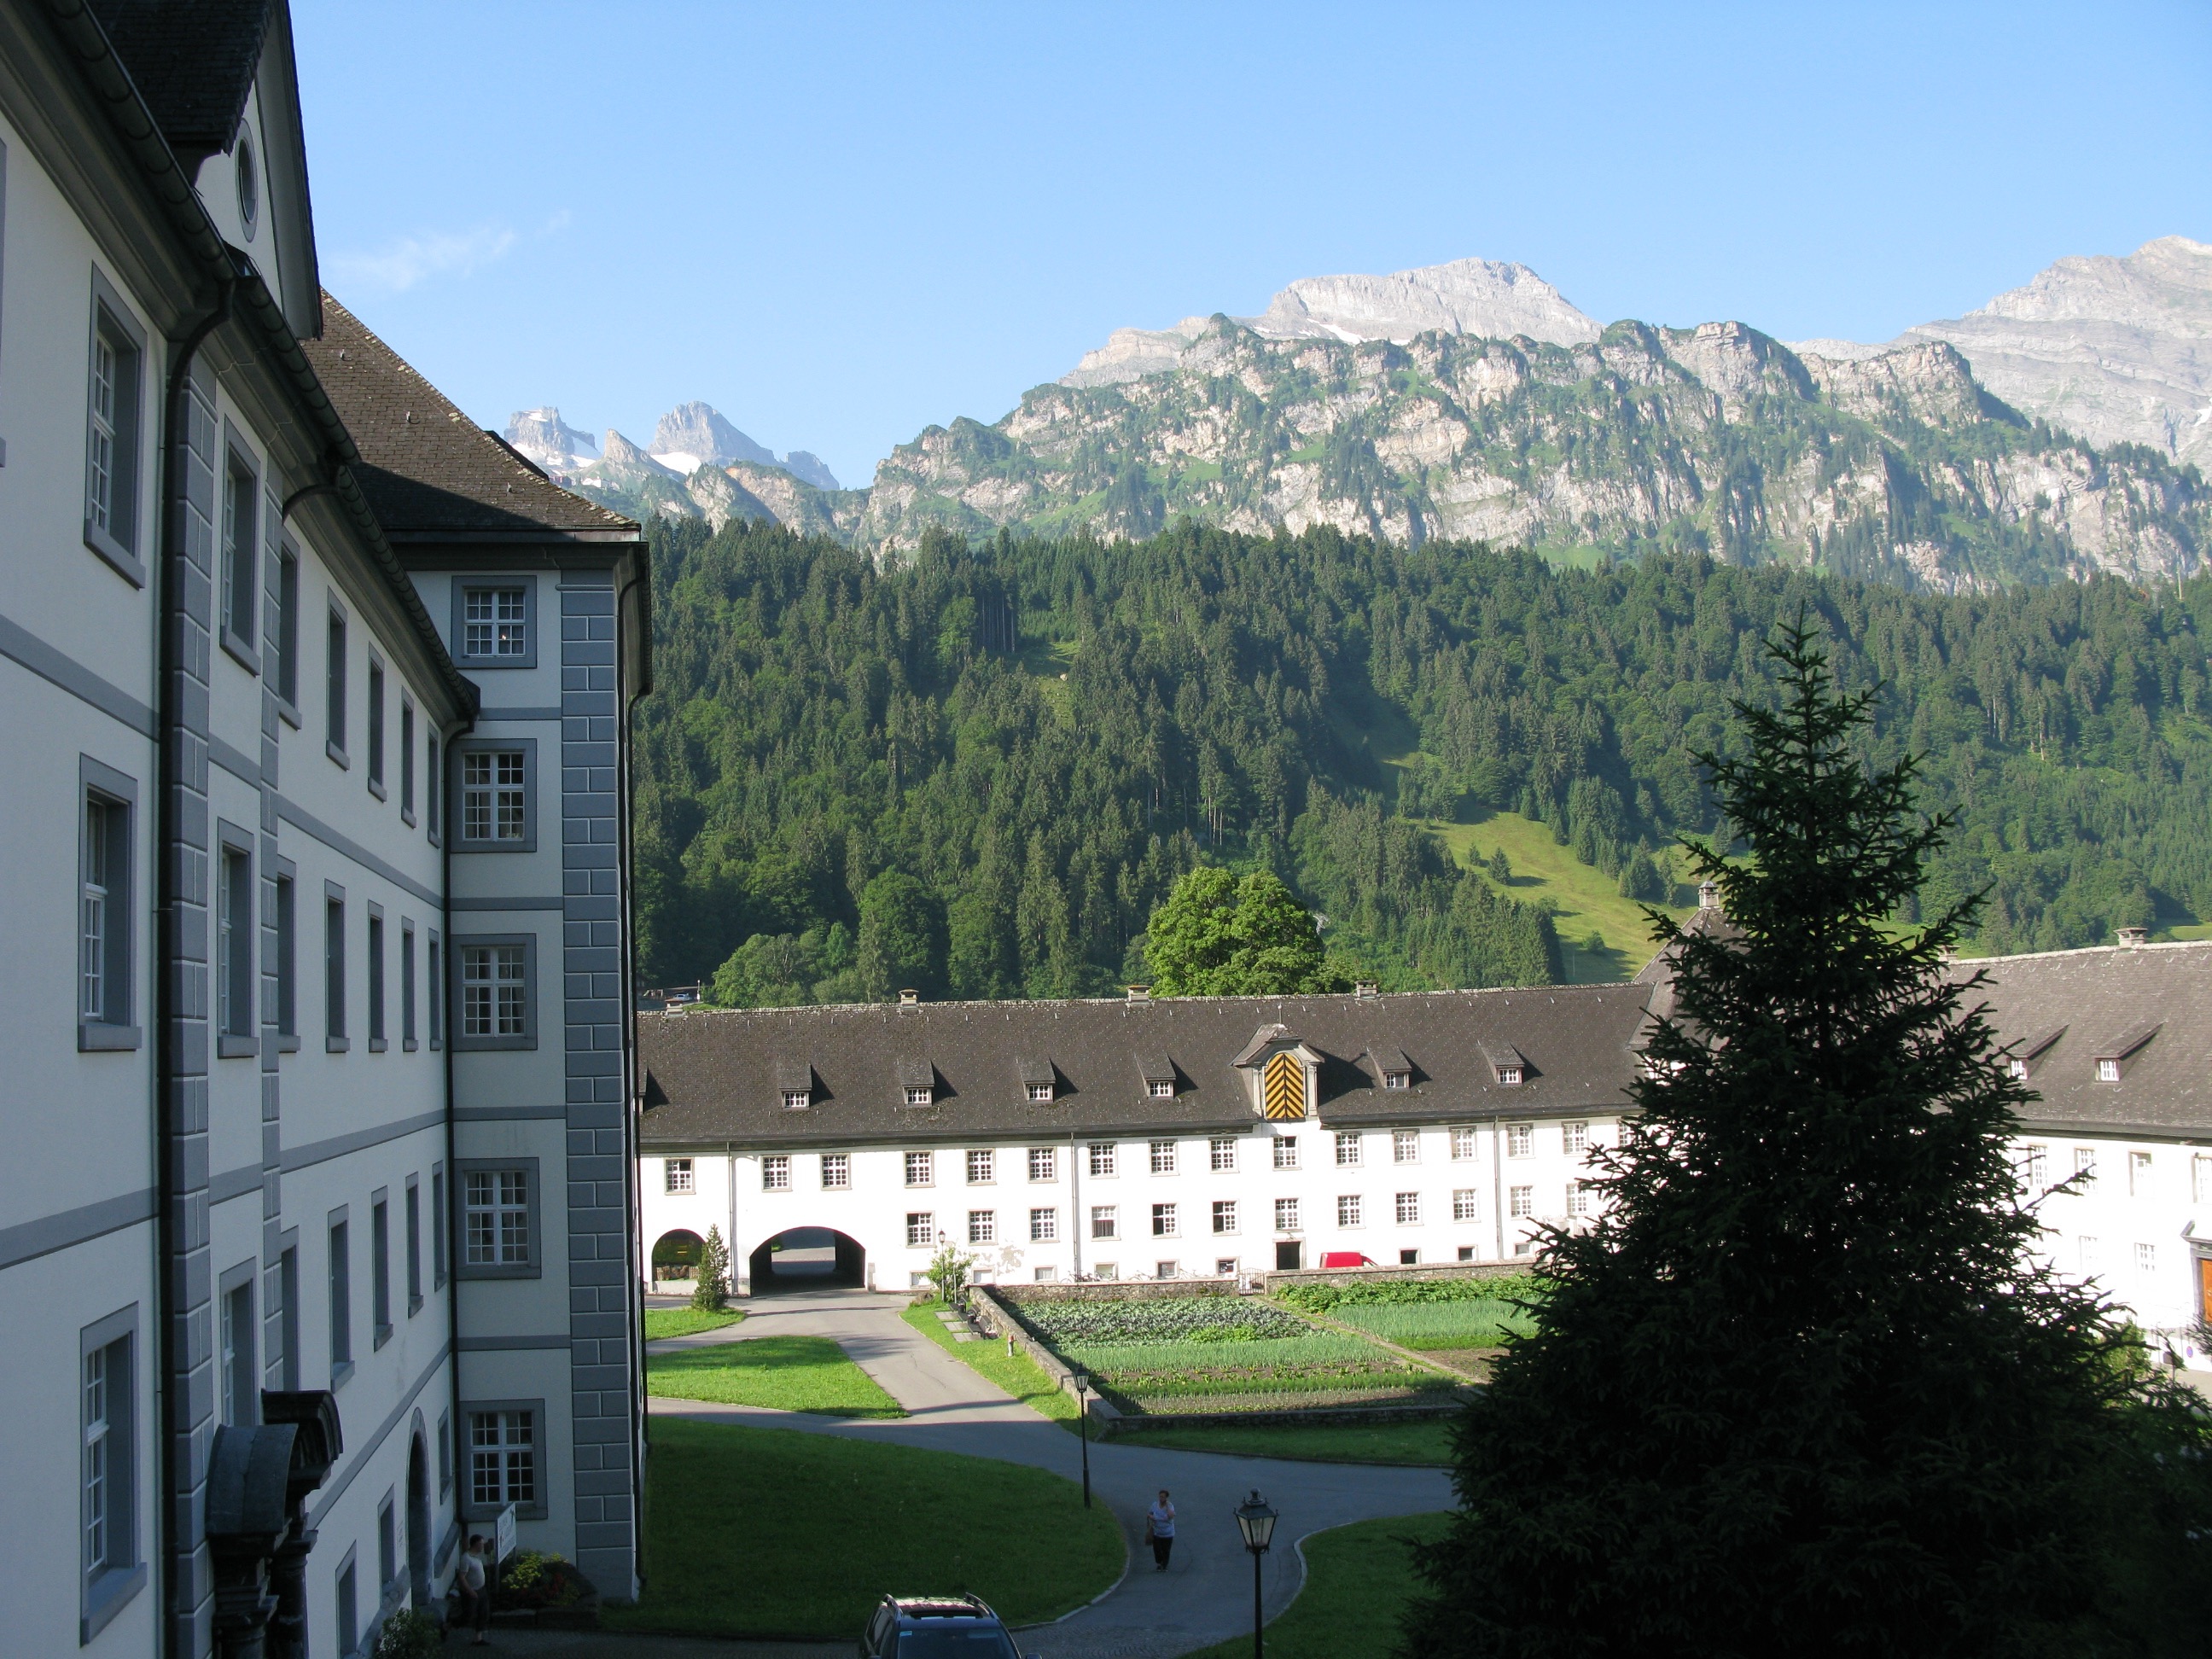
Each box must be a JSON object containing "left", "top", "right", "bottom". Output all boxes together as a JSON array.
[{"left": 504, "top": 406, "right": 597, "bottom": 471}]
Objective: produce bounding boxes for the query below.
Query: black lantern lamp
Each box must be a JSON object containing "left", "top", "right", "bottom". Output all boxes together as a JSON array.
[
  {"left": 1071, "top": 1371, "right": 1092, "bottom": 1507},
  {"left": 1234, "top": 1489, "right": 1278, "bottom": 1659}
]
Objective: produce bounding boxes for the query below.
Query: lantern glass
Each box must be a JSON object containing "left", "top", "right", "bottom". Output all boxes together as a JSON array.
[{"left": 1234, "top": 1490, "right": 1278, "bottom": 1551}]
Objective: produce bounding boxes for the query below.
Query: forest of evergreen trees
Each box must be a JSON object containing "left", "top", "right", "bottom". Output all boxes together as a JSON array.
[{"left": 632, "top": 516, "right": 2212, "bottom": 1002}]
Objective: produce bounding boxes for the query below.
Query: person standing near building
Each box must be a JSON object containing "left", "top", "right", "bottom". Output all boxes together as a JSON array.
[
  {"left": 1147, "top": 1490, "right": 1177, "bottom": 1570},
  {"left": 457, "top": 1534, "right": 492, "bottom": 1644}
]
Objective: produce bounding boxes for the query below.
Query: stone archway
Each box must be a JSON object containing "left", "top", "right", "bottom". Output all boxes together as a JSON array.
[
  {"left": 748, "top": 1226, "right": 866, "bottom": 1294},
  {"left": 406, "top": 1430, "right": 432, "bottom": 1613},
  {"left": 652, "top": 1228, "right": 707, "bottom": 1293}
]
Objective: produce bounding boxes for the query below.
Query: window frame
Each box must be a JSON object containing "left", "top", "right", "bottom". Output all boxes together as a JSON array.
[
  {"left": 324, "top": 599, "right": 348, "bottom": 768},
  {"left": 1393, "top": 1129, "right": 1420, "bottom": 1165},
  {"left": 450, "top": 737, "right": 539, "bottom": 852},
  {"left": 326, "top": 1208, "right": 352, "bottom": 1384},
  {"left": 1395, "top": 1190, "right": 1421, "bottom": 1225},
  {"left": 450, "top": 575, "right": 540, "bottom": 670},
  {"left": 399, "top": 698, "right": 416, "bottom": 825},
  {"left": 762, "top": 1155, "right": 791, "bottom": 1191},
  {"left": 271, "top": 858, "right": 298, "bottom": 1051},
  {"left": 460, "top": 1400, "right": 548, "bottom": 1521},
  {"left": 1452, "top": 1188, "right": 1480, "bottom": 1223},
  {"left": 365, "top": 903, "right": 387, "bottom": 1052},
  {"left": 400, "top": 919, "right": 417, "bottom": 1050},
  {"left": 431, "top": 1164, "right": 448, "bottom": 1289},
  {"left": 1212, "top": 1199, "right": 1237, "bottom": 1235},
  {"left": 1335, "top": 1131, "right": 1363, "bottom": 1167},
  {"left": 967, "top": 1149, "right": 994, "bottom": 1186},
  {"left": 904, "top": 1150, "right": 934, "bottom": 1188},
  {"left": 1029, "top": 1206, "right": 1057, "bottom": 1243},
  {"left": 1273, "top": 1196, "right": 1300, "bottom": 1234},
  {"left": 1027, "top": 1147, "right": 1056, "bottom": 1182},
  {"left": 1209, "top": 1137, "right": 1237, "bottom": 1172},
  {"left": 451, "top": 933, "right": 538, "bottom": 1051},
  {"left": 82, "top": 271, "right": 148, "bottom": 587},
  {"left": 272, "top": 540, "right": 301, "bottom": 719},
  {"left": 1090, "top": 1205, "right": 1117, "bottom": 1241},
  {"left": 665, "top": 1157, "right": 696, "bottom": 1195},
  {"left": 821, "top": 1152, "right": 851, "bottom": 1190},
  {"left": 1150, "top": 1138, "right": 1177, "bottom": 1176},
  {"left": 905, "top": 1212, "right": 934, "bottom": 1248},
  {"left": 370, "top": 1189, "right": 392, "bottom": 1348},
  {"left": 1087, "top": 1142, "right": 1116, "bottom": 1179},
  {"left": 427, "top": 930, "right": 443, "bottom": 1050},
  {"left": 79, "top": 1303, "right": 143, "bottom": 1644},
  {"left": 967, "top": 1209, "right": 996, "bottom": 1245},
  {"left": 218, "top": 422, "right": 263, "bottom": 672},
  {"left": 405, "top": 1174, "right": 423, "bottom": 1315},
  {"left": 323, "top": 883, "right": 347, "bottom": 1051},
  {"left": 215, "top": 824, "right": 255, "bottom": 1057},
  {"left": 1337, "top": 1193, "right": 1363, "bottom": 1228},
  {"left": 1150, "top": 1202, "right": 1177, "bottom": 1237},
  {"left": 218, "top": 1260, "right": 256, "bottom": 1427},
  {"left": 457, "top": 1159, "right": 542, "bottom": 1280},
  {"left": 78, "top": 757, "right": 140, "bottom": 1050},
  {"left": 365, "top": 653, "right": 387, "bottom": 800}
]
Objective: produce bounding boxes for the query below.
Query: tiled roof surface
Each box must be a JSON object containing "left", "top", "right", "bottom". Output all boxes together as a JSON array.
[
  {"left": 89, "top": 0, "right": 272, "bottom": 161},
  {"left": 638, "top": 986, "right": 1653, "bottom": 1148},
  {"left": 1952, "top": 941, "right": 2212, "bottom": 1135},
  {"left": 302, "top": 294, "right": 637, "bottom": 538}
]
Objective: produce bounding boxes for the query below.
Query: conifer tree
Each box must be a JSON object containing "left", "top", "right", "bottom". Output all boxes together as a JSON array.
[
  {"left": 1404, "top": 619, "right": 2166, "bottom": 1656},
  {"left": 690, "top": 1225, "right": 731, "bottom": 1312}
]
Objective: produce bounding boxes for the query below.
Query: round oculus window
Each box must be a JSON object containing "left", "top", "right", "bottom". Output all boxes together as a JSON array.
[{"left": 235, "top": 134, "right": 259, "bottom": 239}]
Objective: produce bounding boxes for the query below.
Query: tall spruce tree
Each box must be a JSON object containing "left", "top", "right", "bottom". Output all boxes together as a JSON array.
[{"left": 1403, "top": 620, "right": 2166, "bottom": 1656}]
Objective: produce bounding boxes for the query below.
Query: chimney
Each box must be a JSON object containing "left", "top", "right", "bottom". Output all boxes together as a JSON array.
[
  {"left": 1353, "top": 980, "right": 1379, "bottom": 999},
  {"left": 2116, "top": 926, "right": 2150, "bottom": 949},
  {"left": 1697, "top": 882, "right": 1721, "bottom": 913},
  {"left": 1126, "top": 984, "right": 1151, "bottom": 1001},
  {"left": 897, "top": 987, "right": 920, "bottom": 1005}
]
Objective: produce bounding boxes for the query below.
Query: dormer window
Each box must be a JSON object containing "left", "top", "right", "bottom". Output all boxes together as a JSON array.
[
  {"left": 776, "top": 1060, "right": 816, "bottom": 1113},
  {"left": 2006, "top": 1059, "right": 2029, "bottom": 1081},
  {"left": 1148, "top": 1080, "right": 1173, "bottom": 1099},
  {"left": 896, "top": 1057, "right": 935, "bottom": 1108},
  {"left": 2095, "top": 1059, "right": 2121, "bottom": 1084},
  {"left": 782, "top": 1090, "right": 811, "bottom": 1111},
  {"left": 1139, "top": 1052, "right": 1178, "bottom": 1099},
  {"left": 1027, "top": 1083, "right": 1055, "bottom": 1103},
  {"left": 1382, "top": 1070, "right": 1410, "bottom": 1091},
  {"left": 1482, "top": 1043, "right": 1528, "bottom": 1087},
  {"left": 904, "top": 1086, "right": 934, "bottom": 1108},
  {"left": 1017, "top": 1057, "right": 1057, "bottom": 1103},
  {"left": 1498, "top": 1066, "right": 1523, "bottom": 1087}
]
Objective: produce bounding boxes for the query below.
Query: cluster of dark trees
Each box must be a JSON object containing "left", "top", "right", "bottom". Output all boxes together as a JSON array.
[{"left": 633, "top": 515, "right": 2212, "bottom": 1001}]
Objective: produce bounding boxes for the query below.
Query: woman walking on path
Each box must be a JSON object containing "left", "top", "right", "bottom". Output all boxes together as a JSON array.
[{"left": 1146, "top": 1490, "right": 1177, "bottom": 1571}]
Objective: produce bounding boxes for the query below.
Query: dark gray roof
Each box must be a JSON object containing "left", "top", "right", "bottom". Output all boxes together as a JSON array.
[
  {"left": 1370, "top": 1046, "right": 1412, "bottom": 1076},
  {"left": 88, "top": 0, "right": 273, "bottom": 165},
  {"left": 1015, "top": 1055, "right": 1056, "bottom": 1086},
  {"left": 1955, "top": 942, "right": 2212, "bottom": 1138},
  {"left": 638, "top": 986, "right": 1653, "bottom": 1150},
  {"left": 303, "top": 295, "right": 638, "bottom": 538}
]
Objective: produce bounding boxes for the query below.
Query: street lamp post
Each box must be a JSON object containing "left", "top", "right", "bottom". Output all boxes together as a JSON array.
[
  {"left": 1072, "top": 1371, "right": 1092, "bottom": 1508},
  {"left": 1233, "top": 1489, "right": 1278, "bottom": 1659}
]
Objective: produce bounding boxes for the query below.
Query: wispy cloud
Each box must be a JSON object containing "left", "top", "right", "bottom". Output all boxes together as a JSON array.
[{"left": 327, "top": 223, "right": 518, "bottom": 295}]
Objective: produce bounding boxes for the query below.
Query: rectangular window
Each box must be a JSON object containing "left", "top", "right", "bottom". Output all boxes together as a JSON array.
[
  {"left": 2136, "top": 1242, "right": 2157, "bottom": 1274},
  {"left": 1563, "top": 1121, "right": 1589, "bottom": 1155},
  {"left": 401, "top": 923, "right": 416, "bottom": 1048},
  {"left": 370, "top": 1196, "right": 391, "bottom": 1344},
  {"left": 274, "top": 545, "right": 299, "bottom": 706},
  {"left": 335, "top": 1558, "right": 357, "bottom": 1659},
  {"left": 2197, "top": 1155, "right": 2212, "bottom": 1204},
  {"left": 217, "top": 847, "right": 253, "bottom": 1039},
  {"left": 220, "top": 1278, "right": 254, "bottom": 1426},
  {"left": 221, "top": 452, "right": 258, "bottom": 659},
  {"left": 2130, "top": 1150, "right": 2152, "bottom": 1195},
  {"left": 324, "top": 894, "right": 346, "bottom": 1047},
  {"left": 378, "top": 1493, "right": 396, "bottom": 1596},
  {"left": 1216, "top": 1257, "right": 1239, "bottom": 1277},
  {"left": 326, "top": 608, "right": 347, "bottom": 759},
  {"left": 903, "top": 1085, "right": 934, "bottom": 1108},
  {"left": 327, "top": 1218, "right": 351, "bottom": 1374},
  {"left": 2081, "top": 1237, "right": 2100, "bottom": 1272},
  {"left": 905, "top": 1213, "right": 934, "bottom": 1248},
  {"left": 460, "top": 748, "right": 528, "bottom": 843},
  {"left": 366, "top": 910, "right": 386, "bottom": 1049},
  {"left": 665, "top": 1158, "right": 695, "bottom": 1195},
  {"left": 278, "top": 1246, "right": 300, "bottom": 1392},
  {"left": 274, "top": 871, "right": 296, "bottom": 1041},
  {"left": 2096, "top": 1059, "right": 2121, "bottom": 1083},
  {"left": 1336, "top": 1132, "right": 1362, "bottom": 1167},
  {"left": 81, "top": 1317, "right": 137, "bottom": 1608},
  {"left": 1027, "top": 1147, "right": 1056, "bottom": 1182},
  {"left": 1155, "top": 1260, "right": 1179, "bottom": 1279},
  {"left": 2024, "top": 1144, "right": 2049, "bottom": 1193},
  {"left": 2074, "top": 1148, "right": 2098, "bottom": 1186},
  {"left": 1027, "top": 1081, "right": 1054, "bottom": 1103},
  {"left": 1091, "top": 1206, "right": 1117, "bottom": 1240},
  {"left": 1275, "top": 1197, "right": 1300, "bottom": 1232},
  {"left": 1092, "top": 1262, "right": 1118, "bottom": 1281},
  {"left": 1272, "top": 1137, "right": 1299, "bottom": 1171},
  {"left": 1212, "top": 1200, "right": 1237, "bottom": 1235},
  {"left": 1507, "top": 1124, "right": 1533, "bottom": 1158},
  {"left": 1337, "top": 1194, "right": 1363, "bottom": 1228},
  {"left": 468, "top": 1409, "right": 536, "bottom": 1508},
  {"left": 762, "top": 1155, "right": 791, "bottom": 1191},
  {"left": 1382, "top": 1069, "right": 1410, "bottom": 1090},
  {"left": 463, "top": 585, "right": 529, "bottom": 660},
  {"left": 437, "top": 1411, "right": 451, "bottom": 1497},
  {"left": 1148, "top": 1079, "right": 1174, "bottom": 1098},
  {"left": 1029, "top": 1207, "right": 1057, "bottom": 1243},
  {"left": 427, "top": 934, "right": 442, "bottom": 1048},
  {"left": 427, "top": 735, "right": 441, "bottom": 843},
  {"left": 458, "top": 940, "right": 530, "bottom": 1044},
  {"left": 1151, "top": 1202, "right": 1177, "bottom": 1237},
  {"left": 1396, "top": 1190, "right": 1420, "bottom": 1225},
  {"left": 1566, "top": 1180, "right": 1591, "bottom": 1220},
  {"left": 431, "top": 1167, "right": 447, "bottom": 1289},
  {"left": 79, "top": 782, "right": 135, "bottom": 1036},
  {"left": 822, "top": 1153, "right": 850, "bottom": 1190},
  {"left": 1393, "top": 1129, "right": 1419, "bottom": 1165},
  {"left": 1509, "top": 1185, "right": 1534, "bottom": 1219},
  {"left": 1035, "top": 1266, "right": 1060, "bottom": 1283},
  {"left": 783, "top": 1089, "right": 811, "bottom": 1110},
  {"left": 1210, "top": 1138, "right": 1237, "bottom": 1172},
  {"left": 1452, "top": 1188, "right": 1480, "bottom": 1222},
  {"left": 400, "top": 701, "right": 416, "bottom": 819},
  {"left": 84, "top": 293, "right": 144, "bottom": 576},
  {"left": 463, "top": 1168, "right": 533, "bottom": 1269},
  {"left": 967, "top": 1150, "right": 994, "bottom": 1185},
  {"left": 905, "top": 1151, "right": 934, "bottom": 1187},
  {"left": 967, "top": 1210, "right": 995, "bottom": 1245},
  {"left": 405, "top": 1179, "right": 422, "bottom": 1313},
  {"left": 1150, "top": 1138, "right": 1177, "bottom": 1175},
  {"left": 1088, "top": 1142, "right": 1116, "bottom": 1178},
  {"left": 1451, "top": 1126, "right": 1479, "bottom": 1161}
]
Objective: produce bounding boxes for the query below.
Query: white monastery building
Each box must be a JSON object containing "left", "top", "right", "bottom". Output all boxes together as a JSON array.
[
  {"left": 0, "top": 3, "right": 649, "bottom": 1653},
  {"left": 637, "top": 931, "right": 2212, "bottom": 1368}
]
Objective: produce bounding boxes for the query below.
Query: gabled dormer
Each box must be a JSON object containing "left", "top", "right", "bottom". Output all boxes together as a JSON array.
[
  {"left": 1016, "top": 1055, "right": 1059, "bottom": 1103},
  {"left": 1233, "top": 1024, "right": 1322, "bottom": 1121}
]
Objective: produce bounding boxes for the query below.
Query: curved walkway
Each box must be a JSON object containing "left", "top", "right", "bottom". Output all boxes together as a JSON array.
[{"left": 644, "top": 1288, "right": 1456, "bottom": 1659}]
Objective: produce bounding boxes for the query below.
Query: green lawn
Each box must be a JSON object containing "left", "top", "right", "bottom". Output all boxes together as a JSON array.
[
  {"left": 902, "top": 1298, "right": 1083, "bottom": 1423},
  {"left": 643, "top": 1307, "right": 746, "bottom": 1341},
  {"left": 608, "top": 1420, "right": 1125, "bottom": 1640},
  {"left": 646, "top": 1334, "right": 905, "bottom": 1417},
  {"left": 1107, "top": 1415, "right": 1458, "bottom": 1466},
  {"left": 1179, "top": 1511, "right": 1454, "bottom": 1659}
]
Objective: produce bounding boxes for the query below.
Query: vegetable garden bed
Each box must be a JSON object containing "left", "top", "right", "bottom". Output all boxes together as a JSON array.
[{"left": 1277, "top": 1273, "right": 1542, "bottom": 1353}]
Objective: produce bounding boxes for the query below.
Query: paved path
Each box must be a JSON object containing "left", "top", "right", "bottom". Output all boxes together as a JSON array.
[{"left": 643, "top": 1289, "right": 1455, "bottom": 1659}]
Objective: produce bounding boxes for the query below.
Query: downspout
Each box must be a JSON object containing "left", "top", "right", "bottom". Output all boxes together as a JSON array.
[
  {"left": 1068, "top": 1128, "right": 1082, "bottom": 1281},
  {"left": 155, "top": 279, "right": 233, "bottom": 1659},
  {"left": 1491, "top": 1116, "right": 1505, "bottom": 1262},
  {"left": 440, "top": 717, "right": 462, "bottom": 1578},
  {"left": 613, "top": 563, "right": 649, "bottom": 1591}
]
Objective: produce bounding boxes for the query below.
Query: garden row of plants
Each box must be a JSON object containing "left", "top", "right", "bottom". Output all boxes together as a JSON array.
[{"left": 1274, "top": 1274, "right": 1544, "bottom": 1353}]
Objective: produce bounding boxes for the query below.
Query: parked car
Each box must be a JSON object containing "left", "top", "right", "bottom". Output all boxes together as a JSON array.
[{"left": 862, "top": 1594, "right": 1033, "bottom": 1658}]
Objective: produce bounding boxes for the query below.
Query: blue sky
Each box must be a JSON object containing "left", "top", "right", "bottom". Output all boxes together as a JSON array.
[{"left": 295, "top": 2, "right": 2212, "bottom": 490}]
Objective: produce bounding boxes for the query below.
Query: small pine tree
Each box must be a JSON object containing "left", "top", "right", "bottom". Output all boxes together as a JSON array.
[
  {"left": 1405, "top": 618, "right": 2186, "bottom": 1656},
  {"left": 690, "top": 1225, "right": 731, "bottom": 1311},
  {"left": 1487, "top": 847, "right": 1511, "bottom": 885}
]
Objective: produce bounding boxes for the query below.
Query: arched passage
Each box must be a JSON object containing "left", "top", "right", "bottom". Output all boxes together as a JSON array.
[
  {"left": 406, "top": 1432, "right": 432, "bottom": 1613},
  {"left": 748, "top": 1226, "right": 865, "bottom": 1293},
  {"left": 652, "top": 1229, "right": 706, "bottom": 1289}
]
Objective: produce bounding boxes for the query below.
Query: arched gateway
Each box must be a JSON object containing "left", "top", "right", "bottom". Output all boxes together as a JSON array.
[{"left": 748, "top": 1226, "right": 867, "bottom": 1293}]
